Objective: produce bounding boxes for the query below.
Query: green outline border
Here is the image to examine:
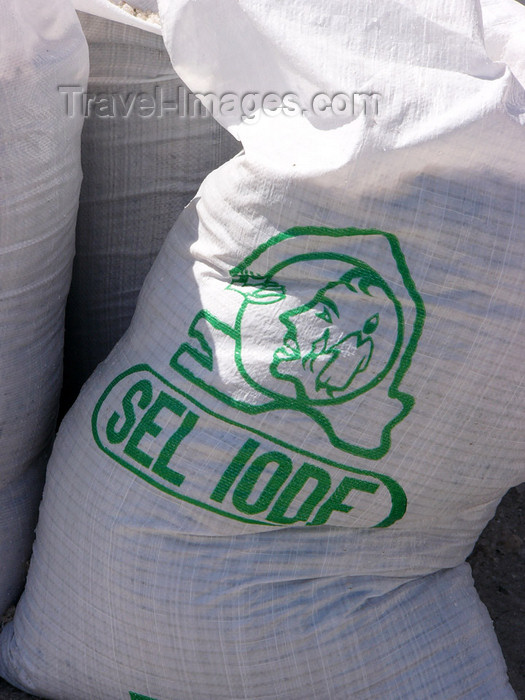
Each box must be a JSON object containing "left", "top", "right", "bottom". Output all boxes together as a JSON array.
[
  {"left": 92, "top": 365, "right": 406, "bottom": 528},
  {"left": 172, "top": 226, "right": 425, "bottom": 461}
]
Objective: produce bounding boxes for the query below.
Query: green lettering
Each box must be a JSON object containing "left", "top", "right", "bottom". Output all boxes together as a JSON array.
[
  {"left": 210, "top": 439, "right": 260, "bottom": 503},
  {"left": 310, "top": 476, "right": 379, "bottom": 526},
  {"left": 232, "top": 451, "right": 292, "bottom": 515},
  {"left": 106, "top": 379, "right": 153, "bottom": 444},
  {"left": 151, "top": 410, "right": 198, "bottom": 487},
  {"left": 267, "top": 463, "right": 331, "bottom": 524},
  {"left": 124, "top": 391, "right": 187, "bottom": 478}
]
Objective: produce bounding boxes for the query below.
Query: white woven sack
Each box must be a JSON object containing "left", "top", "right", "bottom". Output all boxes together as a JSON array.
[
  {"left": 0, "top": 1, "right": 87, "bottom": 615},
  {"left": 481, "top": 0, "right": 525, "bottom": 82},
  {"left": 1, "top": 0, "right": 524, "bottom": 698},
  {"left": 73, "top": 0, "right": 163, "bottom": 35},
  {"left": 61, "top": 12, "right": 239, "bottom": 409}
]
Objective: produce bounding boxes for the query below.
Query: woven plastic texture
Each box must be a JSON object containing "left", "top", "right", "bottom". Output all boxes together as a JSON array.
[
  {"left": 0, "top": 0, "right": 87, "bottom": 615},
  {"left": 1, "top": 0, "right": 524, "bottom": 698}
]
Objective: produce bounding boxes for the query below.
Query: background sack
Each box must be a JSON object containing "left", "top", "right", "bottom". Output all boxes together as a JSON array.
[
  {"left": 1, "top": 0, "right": 525, "bottom": 698},
  {"left": 0, "top": 0, "right": 87, "bottom": 616},
  {"left": 61, "top": 12, "right": 240, "bottom": 411},
  {"left": 481, "top": 0, "right": 525, "bottom": 81}
]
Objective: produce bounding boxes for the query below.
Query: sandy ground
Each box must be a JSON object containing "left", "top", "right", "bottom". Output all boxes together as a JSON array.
[{"left": 0, "top": 484, "right": 524, "bottom": 700}]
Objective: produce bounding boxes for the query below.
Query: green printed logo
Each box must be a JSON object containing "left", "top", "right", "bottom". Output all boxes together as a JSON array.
[
  {"left": 130, "top": 694, "right": 159, "bottom": 700},
  {"left": 93, "top": 366, "right": 406, "bottom": 529},
  {"left": 171, "top": 226, "right": 425, "bottom": 460},
  {"left": 92, "top": 226, "right": 423, "bottom": 529}
]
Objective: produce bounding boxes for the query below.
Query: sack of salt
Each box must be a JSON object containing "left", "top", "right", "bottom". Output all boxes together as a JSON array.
[
  {"left": 1, "top": 0, "right": 524, "bottom": 698},
  {"left": 61, "top": 10, "right": 240, "bottom": 409},
  {"left": 0, "top": 0, "right": 87, "bottom": 615}
]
